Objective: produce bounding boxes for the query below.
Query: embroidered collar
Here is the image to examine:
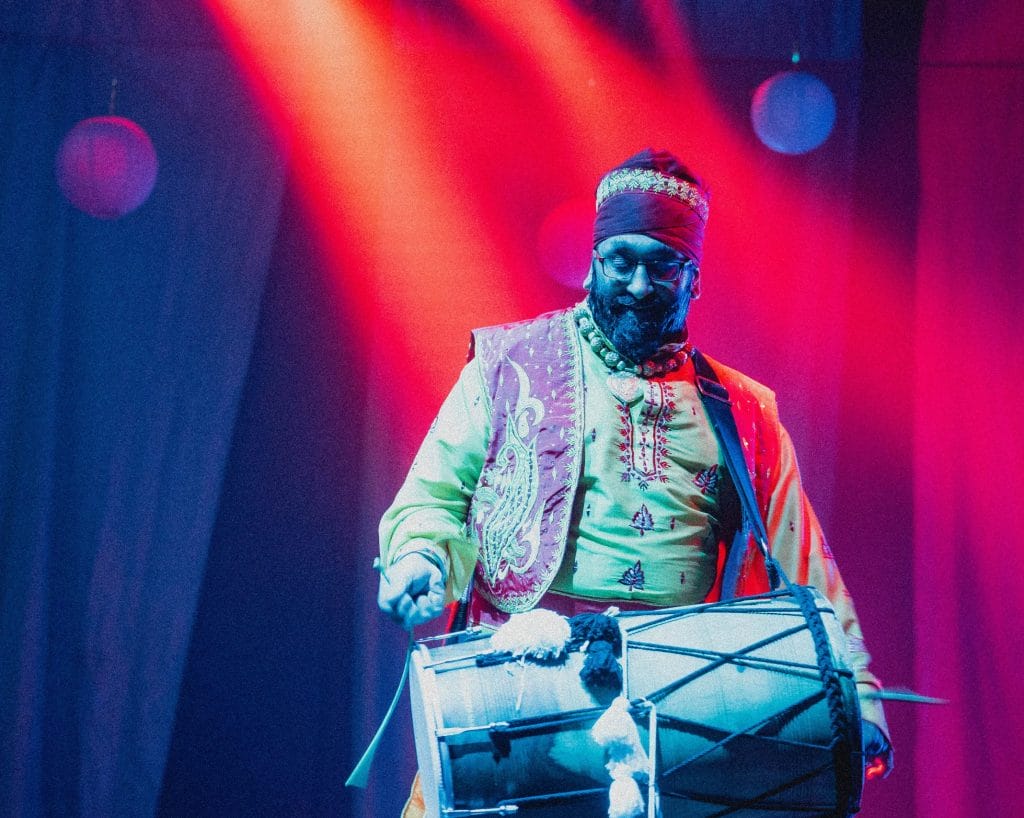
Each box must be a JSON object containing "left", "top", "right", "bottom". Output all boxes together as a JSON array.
[{"left": 572, "top": 304, "right": 694, "bottom": 378}]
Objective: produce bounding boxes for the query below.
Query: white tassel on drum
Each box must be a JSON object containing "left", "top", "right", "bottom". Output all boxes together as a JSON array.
[
  {"left": 491, "top": 609, "right": 571, "bottom": 660},
  {"left": 591, "top": 696, "right": 649, "bottom": 818},
  {"left": 608, "top": 775, "right": 645, "bottom": 818}
]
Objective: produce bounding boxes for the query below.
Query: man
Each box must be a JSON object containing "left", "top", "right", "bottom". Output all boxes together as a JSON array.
[{"left": 378, "top": 149, "right": 892, "bottom": 813}]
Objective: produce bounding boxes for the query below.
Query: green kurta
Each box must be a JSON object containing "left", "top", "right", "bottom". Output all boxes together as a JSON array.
[
  {"left": 378, "top": 333, "right": 726, "bottom": 607},
  {"left": 379, "top": 309, "right": 889, "bottom": 737},
  {"left": 548, "top": 344, "right": 724, "bottom": 605}
]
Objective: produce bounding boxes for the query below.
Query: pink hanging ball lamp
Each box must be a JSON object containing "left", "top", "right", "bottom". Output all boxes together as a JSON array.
[
  {"left": 537, "top": 197, "right": 593, "bottom": 291},
  {"left": 55, "top": 113, "right": 159, "bottom": 220}
]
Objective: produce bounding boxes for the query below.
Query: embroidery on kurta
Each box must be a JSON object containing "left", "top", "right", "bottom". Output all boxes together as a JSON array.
[
  {"left": 618, "top": 560, "right": 645, "bottom": 590},
  {"left": 630, "top": 504, "right": 654, "bottom": 535},
  {"left": 693, "top": 464, "right": 720, "bottom": 495},
  {"left": 606, "top": 372, "right": 642, "bottom": 403},
  {"left": 617, "top": 381, "right": 676, "bottom": 489}
]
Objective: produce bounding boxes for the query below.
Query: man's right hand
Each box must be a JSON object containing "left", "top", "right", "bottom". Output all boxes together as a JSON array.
[{"left": 377, "top": 552, "right": 446, "bottom": 630}]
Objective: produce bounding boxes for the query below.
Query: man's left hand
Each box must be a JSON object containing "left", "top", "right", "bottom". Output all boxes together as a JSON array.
[{"left": 862, "top": 720, "right": 893, "bottom": 780}]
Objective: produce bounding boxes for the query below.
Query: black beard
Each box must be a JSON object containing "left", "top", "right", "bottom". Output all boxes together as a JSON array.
[{"left": 587, "top": 289, "right": 685, "bottom": 363}]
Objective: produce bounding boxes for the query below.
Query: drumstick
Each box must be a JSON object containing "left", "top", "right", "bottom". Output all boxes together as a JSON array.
[
  {"left": 348, "top": 559, "right": 416, "bottom": 788},
  {"left": 862, "top": 688, "right": 948, "bottom": 704}
]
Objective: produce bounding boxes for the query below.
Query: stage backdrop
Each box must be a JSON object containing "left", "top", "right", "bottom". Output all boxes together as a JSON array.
[
  {"left": 4, "top": 1, "right": 1019, "bottom": 817},
  {"left": 0, "top": 3, "right": 285, "bottom": 816},
  {"left": 913, "top": 1, "right": 1024, "bottom": 815}
]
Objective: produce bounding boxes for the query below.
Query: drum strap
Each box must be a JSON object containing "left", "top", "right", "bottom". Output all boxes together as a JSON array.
[
  {"left": 692, "top": 354, "right": 856, "bottom": 812},
  {"left": 691, "top": 350, "right": 785, "bottom": 598}
]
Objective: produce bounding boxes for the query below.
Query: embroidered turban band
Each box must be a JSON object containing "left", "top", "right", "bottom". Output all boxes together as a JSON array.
[{"left": 593, "top": 149, "right": 710, "bottom": 265}]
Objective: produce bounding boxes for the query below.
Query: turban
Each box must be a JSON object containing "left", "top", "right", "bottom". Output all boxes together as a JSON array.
[{"left": 593, "top": 148, "right": 710, "bottom": 264}]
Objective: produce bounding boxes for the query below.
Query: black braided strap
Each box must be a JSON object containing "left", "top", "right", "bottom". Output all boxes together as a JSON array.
[{"left": 790, "top": 585, "right": 861, "bottom": 817}]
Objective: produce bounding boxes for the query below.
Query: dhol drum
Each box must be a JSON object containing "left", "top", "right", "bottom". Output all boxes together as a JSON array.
[{"left": 410, "top": 587, "right": 865, "bottom": 817}]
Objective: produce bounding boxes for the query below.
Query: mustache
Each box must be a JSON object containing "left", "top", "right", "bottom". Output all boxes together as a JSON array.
[{"left": 611, "top": 294, "right": 667, "bottom": 312}]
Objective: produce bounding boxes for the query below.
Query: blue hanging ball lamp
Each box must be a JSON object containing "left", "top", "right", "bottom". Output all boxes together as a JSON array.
[{"left": 751, "top": 67, "right": 837, "bottom": 155}]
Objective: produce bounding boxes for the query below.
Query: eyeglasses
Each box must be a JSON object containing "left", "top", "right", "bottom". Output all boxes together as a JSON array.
[{"left": 594, "top": 251, "right": 693, "bottom": 284}]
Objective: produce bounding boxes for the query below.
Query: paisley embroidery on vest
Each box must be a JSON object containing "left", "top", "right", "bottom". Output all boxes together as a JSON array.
[{"left": 473, "top": 358, "right": 545, "bottom": 584}]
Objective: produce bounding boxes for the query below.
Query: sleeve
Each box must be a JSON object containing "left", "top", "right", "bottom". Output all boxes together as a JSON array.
[
  {"left": 762, "top": 415, "right": 891, "bottom": 742},
  {"left": 378, "top": 359, "right": 490, "bottom": 603}
]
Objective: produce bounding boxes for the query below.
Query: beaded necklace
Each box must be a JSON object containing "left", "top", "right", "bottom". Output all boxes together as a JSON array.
[{"left": 572, "top": 305, "right": 693, "bottom": 378}]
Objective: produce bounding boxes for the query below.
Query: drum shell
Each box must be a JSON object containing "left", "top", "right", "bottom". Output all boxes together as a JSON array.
[
  {"left": 411, "top": 634, "right": 612, "bottom": 816},
  {"left": 410, "top": 590, "right": 863, "bottom": 817},
  {"left": 620, "top": 591, "right": 864, "bottom": 816}
]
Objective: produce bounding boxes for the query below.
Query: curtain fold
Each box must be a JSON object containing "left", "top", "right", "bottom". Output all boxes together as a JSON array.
[
  {"left": 914, "top": 1, "right": 1024, "bottom": 815},
  {"left": 0, "top": 5, "right": 286, "bottom": 815}
]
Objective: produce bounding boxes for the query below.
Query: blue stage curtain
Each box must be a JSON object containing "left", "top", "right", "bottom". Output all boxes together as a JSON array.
[{"left": 0, "top": 3, "right": 285, "bottom": 816}]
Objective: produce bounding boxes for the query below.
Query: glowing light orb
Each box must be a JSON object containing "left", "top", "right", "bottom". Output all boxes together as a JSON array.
[
  {"left": 55, "top": 116, "right": 159, "bottom": 219},
  {"left": 537, "top": 197, "right": 593, "bottom": 290},
  {"left": 751, "top": 71, "right": 837, "bottom": 155}
]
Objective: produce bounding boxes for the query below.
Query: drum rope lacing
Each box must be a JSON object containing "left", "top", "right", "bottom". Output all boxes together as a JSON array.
[
  {"left": 788, "top": 583, "right": 858, "bottom": 818},
  {"left": 618, "top": 590, "right": 859, "bottom": 816}
]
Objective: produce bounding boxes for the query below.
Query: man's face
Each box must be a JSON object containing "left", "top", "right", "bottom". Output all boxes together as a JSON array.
[{"left": 587, "top": 233, "right": 698, "bottom": 363}]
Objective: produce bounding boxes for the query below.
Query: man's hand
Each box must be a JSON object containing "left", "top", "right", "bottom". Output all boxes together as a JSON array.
[
  {"left": 377, "top": 552, "right": 446, "bottom": 630},
  {"left": 862, "top": 720, "right": 894, "bottom": 780}
]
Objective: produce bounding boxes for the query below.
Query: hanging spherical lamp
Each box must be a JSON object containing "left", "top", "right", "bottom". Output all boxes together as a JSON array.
[
  {"left": 536, "top": 197, "right": 593, "bottom": 290},
  {"left": 751, "top": 70, "right": 836, "bottom": 155},
  {"left": 55, "top": 115, "right": 159, "bottom": 219}
]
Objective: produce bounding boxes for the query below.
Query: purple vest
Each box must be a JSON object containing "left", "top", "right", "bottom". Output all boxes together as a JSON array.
[
  {"left": 465, "top": 308, "right": 776, "bottom": 612},
  {"left": 466, "top": 309, "right": 584, "bottom": 613}
]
